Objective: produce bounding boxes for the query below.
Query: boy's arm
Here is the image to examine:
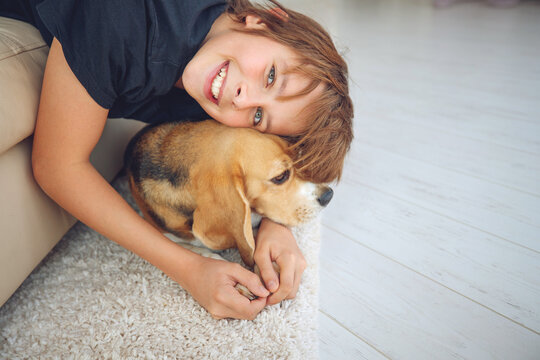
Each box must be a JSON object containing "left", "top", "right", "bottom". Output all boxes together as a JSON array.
[{"left": 32, "top": 38, "right": 269, "bottom": 320}]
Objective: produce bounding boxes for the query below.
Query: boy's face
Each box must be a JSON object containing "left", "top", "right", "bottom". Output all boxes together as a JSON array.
[{"left": 182, "top": 15, "right": 323, "bottom": 136}]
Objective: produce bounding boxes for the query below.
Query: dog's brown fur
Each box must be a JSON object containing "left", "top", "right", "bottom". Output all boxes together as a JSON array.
[{"left": 124, "top": 120, "right": 332, "bottom": 267}]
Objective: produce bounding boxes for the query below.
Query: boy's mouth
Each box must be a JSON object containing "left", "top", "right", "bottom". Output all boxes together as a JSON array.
[{"left": 205, "top": 61, "right": 229, "bottom": 105}]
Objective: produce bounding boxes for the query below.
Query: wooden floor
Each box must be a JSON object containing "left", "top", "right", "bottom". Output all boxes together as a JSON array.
[{"left": 281, "top": 0, "right": 540, "bottom": 358}]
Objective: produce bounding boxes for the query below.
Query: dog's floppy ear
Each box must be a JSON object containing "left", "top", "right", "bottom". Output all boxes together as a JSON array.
[{"left": 191, "top": 173, "right": 255, "bottom": 267}]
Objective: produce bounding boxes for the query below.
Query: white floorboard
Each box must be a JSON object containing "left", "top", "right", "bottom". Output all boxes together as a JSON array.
[
  {"left": 324, "top": 180, "right": 540, "bottom": 332},
  {"left": 319, "top": 228, "right": 540, "bottom": 360},
  {"left": 356, "top": 116, "right": 540, "bottom": 194},
  {"left": 348, "top": 143, "right": 540, "bottom": 252},
  {"left": 279, "top": 0, "right": 540, "bottom": 358},
  {"left": 319, "top": 312, "right": 388, "bottom": 360},
  {"left": 362, "top": 89, "right": 540, "bottom": 156}
]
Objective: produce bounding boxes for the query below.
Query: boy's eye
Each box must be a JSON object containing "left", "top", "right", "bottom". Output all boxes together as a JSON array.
[
  {"left": 253, "top": 107, "right": 263, "bottom": 126},
  {"left": 267, "top": 66, "right": 275, "bottom": 86}
]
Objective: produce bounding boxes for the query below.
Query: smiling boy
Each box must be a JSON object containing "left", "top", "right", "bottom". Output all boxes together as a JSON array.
[{"left": 0, "top": 0, "right": 353, "bottom": 320}]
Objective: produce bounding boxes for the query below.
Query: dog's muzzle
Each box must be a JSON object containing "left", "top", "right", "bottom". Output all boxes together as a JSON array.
[{"left": 317, "top": 187, "right": 334, "bottom": 207}]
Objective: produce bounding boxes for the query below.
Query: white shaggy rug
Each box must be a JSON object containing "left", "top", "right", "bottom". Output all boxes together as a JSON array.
[{"left": 0, "top": 175, "right": 320, "bottom": 359}]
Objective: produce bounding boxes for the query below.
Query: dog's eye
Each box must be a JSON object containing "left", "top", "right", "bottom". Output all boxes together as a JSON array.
[{"left": 271, "top": 170, "right": 290, "bottom": 185}]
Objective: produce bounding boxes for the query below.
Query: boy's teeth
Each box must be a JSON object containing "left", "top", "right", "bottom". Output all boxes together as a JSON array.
[{"left": 211, "top": 65, "right": 227, "bottom": 100}]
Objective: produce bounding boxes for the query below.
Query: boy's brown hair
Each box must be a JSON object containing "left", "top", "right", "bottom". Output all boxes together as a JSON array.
[{"left": 227, "top": 0, "right": 354, "bottom": 183}]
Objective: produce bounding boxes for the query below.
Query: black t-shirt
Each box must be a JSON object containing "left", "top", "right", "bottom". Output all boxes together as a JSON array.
[{"left": 0, "top": 0, "right": 227, "bottom": 123}]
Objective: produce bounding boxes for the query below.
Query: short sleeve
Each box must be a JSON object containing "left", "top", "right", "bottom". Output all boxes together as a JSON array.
[{"left": 36, "top": 0, "right": 152, "bottom": 109}]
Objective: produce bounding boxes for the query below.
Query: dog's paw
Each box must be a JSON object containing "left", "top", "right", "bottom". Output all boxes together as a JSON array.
[
  {"left": 234, "top": 262, "right": 281, "bottom": 300},
  {"left": 234, "top": 283, "right": 257, "bottom": 300}
]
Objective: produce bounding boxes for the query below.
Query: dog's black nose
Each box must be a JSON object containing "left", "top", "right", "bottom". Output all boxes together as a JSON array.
[{"left": 317, "top": 187, "right": 333, "bottom": 207}]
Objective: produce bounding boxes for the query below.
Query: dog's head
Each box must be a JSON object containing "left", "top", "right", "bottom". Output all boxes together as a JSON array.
[
  {"left": 238, "top": 131, "right": 333, "bottom": 226},
  {"left": 191, "top": 127, "right": 332, "bottom": 266}
]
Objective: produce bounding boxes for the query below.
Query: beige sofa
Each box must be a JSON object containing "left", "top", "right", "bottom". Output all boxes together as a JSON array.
[{"left": 0, "top": 17, "right": 144, "bottom": 307}]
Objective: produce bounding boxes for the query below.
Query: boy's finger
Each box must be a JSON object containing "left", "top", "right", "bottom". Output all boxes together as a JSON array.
[
  {"left": 286, "top": 271, "right": 302, "bottom": 300},
  {"left": 224, "top": 287, "right": 267, "bottom": 320},
  {"left": 267, "top": 256, "right": 294, "bottom": 305},
  {"left": 285, "top": 260, "right": 305, "bottom": 299},
  {"left": 255, "top": 254, "right": 280, "bottom": 293}
]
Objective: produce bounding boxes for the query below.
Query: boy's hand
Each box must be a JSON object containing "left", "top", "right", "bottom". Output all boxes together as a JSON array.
[
  {"left": 185, "top": 256, "right": 269, "bottom": 320},
  {"left": 254, "top": 218, "right": 307, "bottom": 305}
]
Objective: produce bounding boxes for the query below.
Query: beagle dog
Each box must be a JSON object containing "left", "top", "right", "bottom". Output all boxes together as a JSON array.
[{"left": 124, "top": 119, "right": 333, "bottom": 298}]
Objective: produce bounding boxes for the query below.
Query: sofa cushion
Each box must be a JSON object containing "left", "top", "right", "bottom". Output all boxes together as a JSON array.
[{"left": 0, "top": 16, "right": 48, "bottom": 155}]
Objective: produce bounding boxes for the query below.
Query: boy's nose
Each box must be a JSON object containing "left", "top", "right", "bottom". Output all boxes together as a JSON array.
[{"left": 233, "top": 83, "right": 261, "bottom": 109}]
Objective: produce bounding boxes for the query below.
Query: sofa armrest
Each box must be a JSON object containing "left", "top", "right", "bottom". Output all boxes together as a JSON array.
[{"left": 0, "top": 17, "right": 48, "bottom": 155}]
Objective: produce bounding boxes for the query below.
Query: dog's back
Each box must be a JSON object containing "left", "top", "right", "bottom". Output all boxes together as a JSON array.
[
  {"left": 124, "top": 120, "right": 202, "bottom": 238},
  {"left": 124, "top": 120, "right": 271, "bottom": 239}
]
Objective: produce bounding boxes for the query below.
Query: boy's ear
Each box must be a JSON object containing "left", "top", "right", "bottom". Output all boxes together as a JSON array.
[
  {"left": 244, "top": 7, "right": 289, "bottom": 29},
  {"left": 244, "top": 14, "right": 267, "bottom": 30}
]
